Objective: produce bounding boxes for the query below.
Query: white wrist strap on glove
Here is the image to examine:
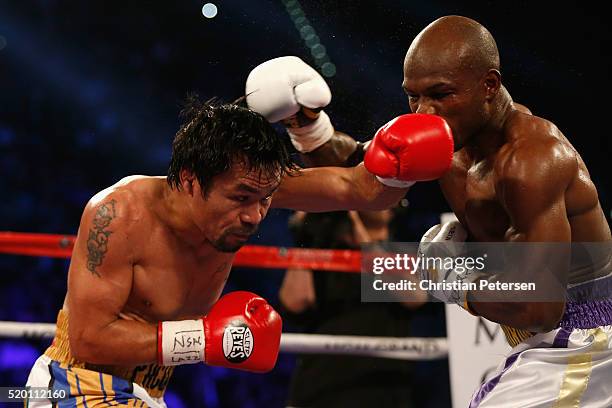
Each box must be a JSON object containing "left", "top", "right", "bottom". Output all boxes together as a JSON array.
[
  {"left": 364, "top": 140, "right": 416, "bottom": 188},
  {"left": 158, "top": 319, "right": 205, "bottom": 366},
  {"left": 287, "top": 111, "right": 334, "bottom": 153},
  {"left": 375, "top": 176, "right": 416, "bottom": 188}
]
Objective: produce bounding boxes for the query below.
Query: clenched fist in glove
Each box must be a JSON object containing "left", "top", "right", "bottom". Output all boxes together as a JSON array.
[
  {"left": 364, "top": 114, "right": 454, "bottom": 187},
  {"left": 246, "top": 56, "right": 334, "bottom": 153},
  {"left": 158, "top": 291, "right": 282, "bottom": 373}
]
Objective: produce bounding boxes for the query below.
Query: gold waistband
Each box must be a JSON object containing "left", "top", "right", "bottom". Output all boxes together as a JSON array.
[
  {"left": 44, "top": 309, "right": 174, "bottom": 399},
  {"left": 500, "top": 324, "right": 534, "bottom": 348}
]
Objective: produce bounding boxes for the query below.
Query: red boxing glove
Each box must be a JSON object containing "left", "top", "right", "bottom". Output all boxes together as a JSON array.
[
  {"left": 204, "top": 291, "right": 281, "bottom": 372},
  {"left": 364, "top": 114, "right": 454, "bottom": 187},
  {"left": 158, "top": 291, "right": 282, "bottom": 373}
]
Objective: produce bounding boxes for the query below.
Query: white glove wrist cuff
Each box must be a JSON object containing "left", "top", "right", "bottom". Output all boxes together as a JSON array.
[
  {"left": 287, "top": 111, "right": 334, "bottom": 153},
  {"left": 375, "top": 176, "right": 416, "bottom": 188},
  {"left": 158, "top": 319, "right": 205, "bottom": 366}
]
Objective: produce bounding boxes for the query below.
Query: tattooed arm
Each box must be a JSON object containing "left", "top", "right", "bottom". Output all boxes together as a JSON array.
[{"left": 67, "top": 189, "right": 157, "bottom": 365}]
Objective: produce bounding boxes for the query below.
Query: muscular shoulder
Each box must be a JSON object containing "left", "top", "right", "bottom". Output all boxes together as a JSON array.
[
  {"left": 495, "top": 114, "right": 578, "bottom": 214},
  {"left": 504, "top": 112, "right": 559, "bottom": 143},
  {"left": 77, "top": 177, "right": 164, "bottom": 272},
  {"left": 495, "top": 115, "right": 578, "bottom": 206},
  {"left": 498, "top": 115, "right": 576, "bottom": 180},
  {"left": 490, "top": 115, "right": 581, "bottom": 241},
  {"left": 82, "top": 176, "right": 159, "bottom": 233}
]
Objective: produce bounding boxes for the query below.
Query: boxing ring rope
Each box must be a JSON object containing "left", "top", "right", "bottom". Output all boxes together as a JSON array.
[
  {"left": 0, "top": 231, "right": 447, "bottom": 361},
  {"left": 0, "top": 321, "right": 448, "bottom": 360},
  {"left": 0, "top": 231, "right": 362, "bottom": 272}
]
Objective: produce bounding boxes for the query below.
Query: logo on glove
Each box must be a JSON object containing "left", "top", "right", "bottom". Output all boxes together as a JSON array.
[{"left": 222, "top": 322, "right": 254, "bottom": 363}]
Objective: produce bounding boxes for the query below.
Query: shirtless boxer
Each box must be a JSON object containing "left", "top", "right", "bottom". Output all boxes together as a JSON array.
[
  {"left": 25, "top": 97, "right": 452, "bottom": 407},
  {"left": 247, "top": 16, "right": 611, "bottom": 407}
]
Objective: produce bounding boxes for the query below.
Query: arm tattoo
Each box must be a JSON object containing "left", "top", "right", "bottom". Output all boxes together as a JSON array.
[{"left": 86, "top": 199, "right": 117, "bottom": 277}]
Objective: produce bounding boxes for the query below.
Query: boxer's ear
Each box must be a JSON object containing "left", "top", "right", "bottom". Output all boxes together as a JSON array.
[
  {"left": 180, "top": 169, "right": 195, "bottom": 195},
  {"left": 484, "top": 69, "right": 501, "bottom": 101}
]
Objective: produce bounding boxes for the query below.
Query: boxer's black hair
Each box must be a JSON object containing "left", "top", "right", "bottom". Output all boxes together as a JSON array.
[{"left": 167, "top": 95, "right": 297, "bottom": 195}]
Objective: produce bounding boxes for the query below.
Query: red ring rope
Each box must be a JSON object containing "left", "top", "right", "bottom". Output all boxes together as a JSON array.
[{"left": 0, "top": 231, "right": 362, "bottom": 272}]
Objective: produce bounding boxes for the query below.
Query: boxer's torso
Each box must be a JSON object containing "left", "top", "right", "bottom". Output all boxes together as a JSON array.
[
  {"left": 438, "top": 109, "right": 611, "bottom": 345},
  {"left": 64, "top": 176, "right": 235, "bottom": 320},
  {"left": 47, "top": 176, "right": 235, "bottom": 397},
  {"left": 440, "top": 110, "right": 611, "bottom": 247}
]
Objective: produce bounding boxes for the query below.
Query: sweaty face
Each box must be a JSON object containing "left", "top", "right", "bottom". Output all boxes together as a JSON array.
[
  {"left": 402, "top": 54, "right": 488, "bottom": 150},
  {"left": 196, "top": 162, "right": 281, "bottom": 253}
]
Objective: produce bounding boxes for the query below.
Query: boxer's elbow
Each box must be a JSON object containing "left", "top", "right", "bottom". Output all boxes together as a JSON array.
[
  {"left": 525, "top": 302, "right": 565, "bottom": 332},
  {"left": 508, "top": 302, "right": 565, "bottom": 332},
  {"left": 70, "top": 327, "right": 108, "bottom": 363},
  {"left": 472, "top": 301, "right": 565, "bottom": 332}
]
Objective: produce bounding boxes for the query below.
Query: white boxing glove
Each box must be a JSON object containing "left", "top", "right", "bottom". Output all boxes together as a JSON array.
[
  {"left": 417, "top": 221, "right": 479, "bottom": 307},
  {"left": 246, "top": 56, "right": 334, "bottom": 153}
]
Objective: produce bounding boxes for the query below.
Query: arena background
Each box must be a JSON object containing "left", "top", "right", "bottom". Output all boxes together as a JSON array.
[{"left": 0, "top": 1, "right": 610, "bottom": 407}]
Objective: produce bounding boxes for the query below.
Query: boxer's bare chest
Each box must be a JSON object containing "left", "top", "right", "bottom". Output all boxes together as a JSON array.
[
  {"left": 441, "top": 153, "right": 510, "bottom": 241},
  {"left": 122, "top": 225, "right": 234, "bottom": 322}
]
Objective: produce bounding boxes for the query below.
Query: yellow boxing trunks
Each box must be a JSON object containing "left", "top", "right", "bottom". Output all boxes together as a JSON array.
[{"left": 25, "top": 310, "right": 174, "bottom": 407}]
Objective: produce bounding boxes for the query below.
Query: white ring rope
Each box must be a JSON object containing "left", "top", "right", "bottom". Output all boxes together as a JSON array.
[
  {"left": 0, "top": 321, "right": 448, "bottom": 361},
  {"left": 281, "top": 333, "right": 448, "bottom": 360},
  {"left": 0, "top": 321, "right": 57, "bottom": 339}
]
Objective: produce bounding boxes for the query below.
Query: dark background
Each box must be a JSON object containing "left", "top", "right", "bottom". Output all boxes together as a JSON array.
[{"left": 0, "top": 1, "right": 610, "bottom": 407}]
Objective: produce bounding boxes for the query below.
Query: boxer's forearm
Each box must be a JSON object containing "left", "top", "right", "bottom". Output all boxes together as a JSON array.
[
  {"left": 300, "top": 131, "right": 365, "bottom": 168},
  {"left": 350, "top": 164, "right": 408, "bottom": 210},
  {"left": 465, "top": 254, "right": 567, "bottom": 332},
  {"left": 467, "top": 298, "right": 565, "bottom": 332},
  {"left": 70, "top": 318, "right": 157, "bottom": 365},
  {"left": 274, "top": 164, "right": 406, "bottom": 211},
  {"left": 279, "top": 268, "right": 316, "bottom": 314}
]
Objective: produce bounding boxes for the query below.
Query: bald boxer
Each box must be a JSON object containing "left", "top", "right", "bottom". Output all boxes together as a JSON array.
[
  {"left": 25, "top": 98, "right": 452, "bottom": 407},
  {"left": 397, "top": 19, "right": 612, "bottom": 407},
  {"left": 247, "top": 16, "right": 611, "bottom": 407}
]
